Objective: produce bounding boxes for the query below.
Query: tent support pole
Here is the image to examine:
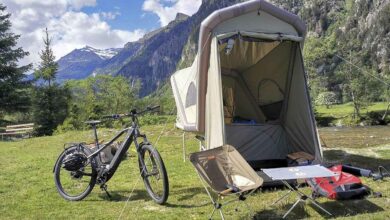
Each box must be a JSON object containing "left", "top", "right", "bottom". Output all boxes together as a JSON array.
[{"left": 182, "top": 132, "right": 186, "bottom": 162}]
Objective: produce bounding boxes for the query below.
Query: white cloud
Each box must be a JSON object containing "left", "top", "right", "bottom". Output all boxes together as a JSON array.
[
  {"left": 142, "top": 0, "right": 202, "bottom": 26},
  {"left": 48, "top": 12, "right": 145, "bottom": 61},
  {"left": 100, "top": 11, "right": 121, "bottom": 20},
  {"left": 3, "top": 0, "right": 145, "bottom": 67}
]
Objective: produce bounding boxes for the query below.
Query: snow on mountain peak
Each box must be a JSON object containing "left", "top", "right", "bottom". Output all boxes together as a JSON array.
[{"left": 80, "top": 46, "right": 121, "bottom": 60}]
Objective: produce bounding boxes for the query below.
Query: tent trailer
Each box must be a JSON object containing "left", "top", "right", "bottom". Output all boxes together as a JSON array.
[{"left": 171, "top": 0, "right": 322, "bottom": 169}]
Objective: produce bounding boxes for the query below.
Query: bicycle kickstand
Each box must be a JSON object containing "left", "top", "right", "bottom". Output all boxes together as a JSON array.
[{"left": 101, "top": 184, "right": 112, "bottom": 199}]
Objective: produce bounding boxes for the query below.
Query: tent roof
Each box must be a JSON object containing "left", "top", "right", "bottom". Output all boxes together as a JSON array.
[{"left": 196, "top": 0, "right": 307, "bottom": 132}]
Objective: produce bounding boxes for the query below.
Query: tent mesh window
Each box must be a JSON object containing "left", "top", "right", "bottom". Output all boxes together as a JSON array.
[
  {"left": 257, "top": 79, "right": 284, "bottom": 121},
  {"left": 185, "top": 82, "right": 197, "bottom": 108}
]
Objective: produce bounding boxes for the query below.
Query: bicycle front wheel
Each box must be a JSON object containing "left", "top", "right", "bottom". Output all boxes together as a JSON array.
[{"left": 139, "top": 144, "right": 169, "bottom": 204}]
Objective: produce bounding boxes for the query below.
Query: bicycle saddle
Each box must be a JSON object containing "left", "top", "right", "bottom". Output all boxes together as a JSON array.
[{"left": 84, "top": 120, "right": 102, "bottom": 125}]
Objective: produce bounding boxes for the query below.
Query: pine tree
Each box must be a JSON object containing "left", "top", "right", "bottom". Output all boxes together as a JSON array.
[
  {"left": 32, "top": 28, "right": 69, "bottom": 136},
  {"left": 34, "top": 28, "right": 58, "bottom": 86},
  {"left": 0, "top": 4, "right": 32, "bottom": 115},
  {"left": 32, "top": 86, "right": 69, "bottom": 135}
]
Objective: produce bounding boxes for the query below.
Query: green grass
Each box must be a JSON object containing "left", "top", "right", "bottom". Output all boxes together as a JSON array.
[
  {"left": 316, "top": 102, "right": 389, "bottom": 118},
  {"left": 316, "top": 102, "right": 389, "bottom": 126},
  {"left": 0, "top": 125, "right": 389, "bottom": 219}
]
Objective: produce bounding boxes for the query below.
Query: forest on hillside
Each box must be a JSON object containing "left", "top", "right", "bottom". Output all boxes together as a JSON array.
[{"left": 1, "top": 0, "right": 390, "bottom": 136}]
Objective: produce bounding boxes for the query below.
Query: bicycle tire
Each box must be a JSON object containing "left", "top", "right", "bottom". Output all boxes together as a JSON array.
[
  {"left": 139, "top": 144, "right": 169, "bottom": 204},
  {"left": 54, "top": 145, "right": 97, "bottom": 201}
]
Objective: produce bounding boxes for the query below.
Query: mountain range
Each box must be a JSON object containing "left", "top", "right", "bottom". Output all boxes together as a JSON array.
[
  {"left": 56, "top": 0, "right": 390, "bottom": 97},
  {"left": 56, "top": 46, "right": 121, "bottom": 81}
]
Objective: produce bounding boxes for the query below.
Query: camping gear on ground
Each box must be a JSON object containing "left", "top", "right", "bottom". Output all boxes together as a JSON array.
[
  {"left": 306, "top": 165, "right": 370, "bottom": 200},
  {"left": 171, "top": 0, "right": 322, "bottom": 174},
  {"left": 341, "top": 164, "right": 390, "bottom": 181},
  {"left": 341, "top": 164, "right": 373, "bottom": 177},
  {"left": 189, "top": 145, "right": 263, "bottom": 220},
  {"left": 262, "top": 165, "right": 335, "bottom": 218},
  {"left": 372, "top": 166, "right": 390, "bottom": 180},
  {"left": 287, "top": 151, "right": 315, "bottom": 166}
]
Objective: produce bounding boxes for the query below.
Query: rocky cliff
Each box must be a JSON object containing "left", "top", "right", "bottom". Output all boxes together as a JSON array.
[{"left": 57, "top": 0, "right": 389, "bottom": 98}]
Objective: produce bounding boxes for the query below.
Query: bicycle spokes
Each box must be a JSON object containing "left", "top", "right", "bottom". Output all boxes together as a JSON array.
[
  {"left": 54, "top": 146, "right": 96, "bottom": 201},
  {"left": 140, "top": 145, "right": 168, "bottom": 204}
]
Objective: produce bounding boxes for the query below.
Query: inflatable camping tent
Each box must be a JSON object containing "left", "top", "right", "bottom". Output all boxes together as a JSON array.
[{"left": 171, "top": 0, "right": 323, "bottom": 164}]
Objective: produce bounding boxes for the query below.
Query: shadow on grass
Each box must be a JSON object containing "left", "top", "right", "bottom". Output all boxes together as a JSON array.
[
  {"left": 97, "top": 189, "right": 150, "bottom": 201},
  {"left": 254, "top": 199, "right": 383, "bottom": 219},
  {"left": 319, "top": 199, "right": 384, "bottom": 219},
  {"left": 164, "top": 187, "right": 211, "bottom": 208},
  {"left": 316, "top": 115, "right": 337, "bottom": 127},
  {"left": 94, "top": 186, "right": 209, "bottom": 208},
  {"left": 173, "top": 187, "right": 207, "bottom": 201},
  {"left": 164, "top": 201, "right": 209, "bottom": 209},
  {"left": 323, "top": 149, "right": 390, "bottom": 170}
]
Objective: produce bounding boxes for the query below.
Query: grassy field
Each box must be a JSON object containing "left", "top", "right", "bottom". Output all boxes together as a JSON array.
[
  {"left": 316, "top": 102, "right": 389, "bottom": 126},
  {"left": 0, "top": 125, "right": 389, "bottom": 219}
]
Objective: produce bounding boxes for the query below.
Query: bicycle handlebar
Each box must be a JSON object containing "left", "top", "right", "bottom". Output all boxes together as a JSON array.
[{"left": 102, "top": 105, "right": 160, "bottom": 119}]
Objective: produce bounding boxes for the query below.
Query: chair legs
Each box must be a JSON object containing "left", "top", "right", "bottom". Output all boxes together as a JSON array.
[
  {"left": 195, "top": 171, "right": 257, "bottom": 219},
  {"left": 219, "top": 209, "right": 225, "bottom": 220},
  {"left": 209, "top": 206, "right": 217, "bottom": 220},
  {"left": 209, "top": 202, "right": 225, "bottom": 220},
  {"left": 206, "top": 194, "right": 256, "bottom": 219}
]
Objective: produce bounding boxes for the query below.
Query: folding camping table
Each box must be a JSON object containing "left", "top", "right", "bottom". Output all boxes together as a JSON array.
[{"left": 262, "top": 165, "right": 337, "bottom": 218}]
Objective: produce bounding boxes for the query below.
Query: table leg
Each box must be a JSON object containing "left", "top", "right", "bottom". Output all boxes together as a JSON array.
[
  {"left": 283, "top": 198, "right": 301, "bottom": 219},
  {"left": 280, "top": 180, "right": 332, "bottom": 218},
  {"left": 272, "top": 189, "right": 292, "bottom": 205}
]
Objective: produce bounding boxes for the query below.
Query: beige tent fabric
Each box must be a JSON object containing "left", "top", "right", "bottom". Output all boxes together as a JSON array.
[
  {"left": 205, "top": 38, "right": 225, "bottom": 149},
  {"left": 213, "top": 11, "right": 298, "bottom": 36},
  {"left": 242, "top": 41, "right": 292, "bottom": 112},
  {"left": 219, "top": 40, "right": 322, "bottom": 163},
  {"left": 217, "top": 32, "right": 303, "bottom": 42},
  {"left": 222, "top": 74, "right": 265, "bottom": 123},
  {"left": 170, "top": 56, "right": 199, "bottom": 131},
  {"left": 283, "top": 47, "right": 322, "bottom": 162},
  {"left": 171, "top": 0, "right": 322, "bottom": 164},
  {"left": 223, "top": 87, "right": 234, "bottom": 123},
  {"left": 197, "top": 0, "right": 307, "bottom": 132},
  {"left": 219, "top": 38, "right": 280, "bottom": 71}
]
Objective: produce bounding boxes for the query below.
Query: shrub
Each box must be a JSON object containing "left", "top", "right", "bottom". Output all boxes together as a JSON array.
[{"left": 316, "top": 92, "right": 338, "bottom": 108}]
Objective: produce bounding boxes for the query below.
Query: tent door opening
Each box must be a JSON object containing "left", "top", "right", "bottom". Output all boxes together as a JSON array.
[{"left": 214, "top": 36, "right": 317, "bottom": 169}]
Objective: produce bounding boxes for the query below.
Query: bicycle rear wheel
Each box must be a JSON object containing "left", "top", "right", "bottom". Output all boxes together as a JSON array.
[
  {"left": 54, "top": 145, "right": 97, "bottom": 201},
  {"left": 139, "top": 144, "right": 169, "bottom": 204}
]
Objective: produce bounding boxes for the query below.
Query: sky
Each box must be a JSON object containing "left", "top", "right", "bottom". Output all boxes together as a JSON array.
[{"left": 3, "top": 0, "right": 202, "bottom": 67}]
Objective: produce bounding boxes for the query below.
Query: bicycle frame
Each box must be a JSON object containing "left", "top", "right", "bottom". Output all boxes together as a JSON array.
[{"left": 86, "top": 120, "right": 150, "bottom": 183}]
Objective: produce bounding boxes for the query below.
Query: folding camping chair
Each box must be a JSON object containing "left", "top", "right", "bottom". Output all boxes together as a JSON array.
[{"left": 189, "top": 145, "right": 263, "bottom": 219}]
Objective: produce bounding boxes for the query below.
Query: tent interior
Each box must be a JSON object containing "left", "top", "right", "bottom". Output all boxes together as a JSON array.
[{"left": 215, "top": 35, "right": 320, "bottom": 170}]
